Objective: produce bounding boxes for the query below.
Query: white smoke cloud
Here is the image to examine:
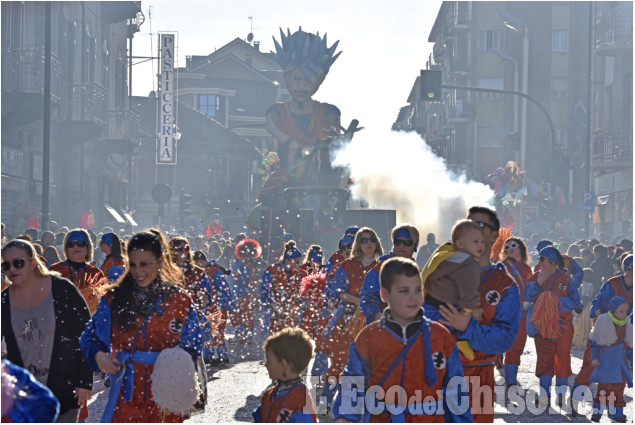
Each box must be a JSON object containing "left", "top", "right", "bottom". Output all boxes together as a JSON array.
[{"left": 332, "top": 129, "right": 495, "bottom": 243}]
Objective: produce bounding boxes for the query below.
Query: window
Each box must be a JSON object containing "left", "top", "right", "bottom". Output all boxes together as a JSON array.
[
  {"left": 478, "top": 29, "right": 505, "bottom": 52},
  {"left": 477, "top": 78, "right": 503, "bottom": 99},
  {"left": 551, "top": 78, "right": 568, "bottom": 100},
  {"left": 552, "top": 30, "right": 568, "bottom": 52},
  {"left": 198, "top": 94, "right": 220, "bottom": 117}
]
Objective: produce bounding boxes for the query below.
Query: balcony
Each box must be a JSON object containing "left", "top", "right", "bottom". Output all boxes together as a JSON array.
[
  {"left": 1, "top": 45, "right": 62, "bottom": 124},
  {"left": 592, "top": 129, "right": 632, "bottom": 170},
  {"left": 595, "top": 14, "right": 633, "bottom": 56},
  {"left": 449, "top": 4, "right": 470, "bottom": 33},
  {"left": 71, "top": 83, "right": 108, "bottom": 126},
  {"left": 106, "top": 106, "right": 141, "bottom": 147}
]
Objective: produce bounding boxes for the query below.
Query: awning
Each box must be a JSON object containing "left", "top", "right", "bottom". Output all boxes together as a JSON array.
[
  {"left": 122, "top": 211, "right": 138, "bottom": 227},
  {"left": 596, "top": 195, "right": 610, "bottom": 205},
  {"left": 104, "top": 203, "right": 126, "bottom": 224}
]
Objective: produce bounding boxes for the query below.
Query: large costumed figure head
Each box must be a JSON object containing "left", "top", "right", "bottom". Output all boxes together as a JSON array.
[{"left": 273, "top": 27, "right": 341, "bottom": 101}]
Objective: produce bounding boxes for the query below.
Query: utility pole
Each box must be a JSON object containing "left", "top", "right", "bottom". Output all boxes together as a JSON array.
[{"left": 42, "top": 2, "right": 51, "bottom": 231}]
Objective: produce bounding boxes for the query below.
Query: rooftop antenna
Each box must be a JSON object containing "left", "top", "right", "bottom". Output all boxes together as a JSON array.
[{"left": 246, "top": 16, "right": 254, "bottom": 43}]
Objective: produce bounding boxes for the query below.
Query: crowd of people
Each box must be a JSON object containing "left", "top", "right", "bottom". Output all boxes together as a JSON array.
[{"left": 0, "top": 207, "right": 632, "bottom": 423}]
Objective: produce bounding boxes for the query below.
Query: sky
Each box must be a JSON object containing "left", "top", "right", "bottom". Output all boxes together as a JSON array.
[{"left": 132, "top": 0, "right": 442, "bottom": 133}]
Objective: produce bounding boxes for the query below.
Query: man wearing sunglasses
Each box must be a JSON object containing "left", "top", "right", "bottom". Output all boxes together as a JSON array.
[
  {"left": 571, "top": 253, "right": 633, "bottom": 411},
  {"left": 437, "top": 206, "right": 521, "bottom": 422},
  {"left": 359, "top": 224, "right": 420, "bottom": 324}
]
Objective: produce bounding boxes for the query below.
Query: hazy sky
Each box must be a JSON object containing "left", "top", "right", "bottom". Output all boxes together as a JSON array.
[{"left": 132, "top": 0, "right": 442, "bottom": 132}]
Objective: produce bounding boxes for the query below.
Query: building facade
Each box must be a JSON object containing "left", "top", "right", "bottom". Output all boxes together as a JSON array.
[
  {"left": 396, "top": 1, "right": 628, "bottom": 238},
  {"left": 1, "top": 1, "right": 142, "bottom": 233},
  {"left": 590, "top": 1, "right": 633, "bottom": 238}
]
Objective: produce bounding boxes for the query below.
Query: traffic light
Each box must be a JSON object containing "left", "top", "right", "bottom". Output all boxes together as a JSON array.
[
  {"left": 179, "top": 190, "right": 193, "bottom": 218},
  {"left": 420, "top": 70, "right": 442, "bottom": 101}
]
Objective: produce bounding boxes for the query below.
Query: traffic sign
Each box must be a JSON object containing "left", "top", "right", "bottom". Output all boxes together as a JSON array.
[
  {"left": 152, "top": 183, "right": 172, "bottom": 205},
  {"left": 581, "top": 191, "right": 595, "bottom": 213}
]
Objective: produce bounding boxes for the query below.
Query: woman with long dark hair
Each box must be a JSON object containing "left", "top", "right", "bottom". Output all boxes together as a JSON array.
[
  {"left": 99, "top": 232, "right": 126, "bottom": 283},
  {"left": 80, "top": 229, "right": 203, "bottom": 422},
  {"left": 1, "top": 239, "right": 92, "bottom": 422}
]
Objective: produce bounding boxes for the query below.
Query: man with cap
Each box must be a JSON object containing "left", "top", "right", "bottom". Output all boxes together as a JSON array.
[
  {"left": 270, "top": 232, "right": 296, "bottom": 266},
  {"left": 571, "top": 253, "right": 633, "bottom": 411},
  {"left": 359, "top": 224, "right": 420, "bottom": 324},
  {"left": 261, "top": 240, "right": 303, "bottom": 334},
  {"left": 325, "top": 226, "right": 358, "bottom": 276}
]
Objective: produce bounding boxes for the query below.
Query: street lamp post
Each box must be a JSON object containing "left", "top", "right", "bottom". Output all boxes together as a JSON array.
[{"left": 497, "top": 7, "right": 529, "bottom": 173}]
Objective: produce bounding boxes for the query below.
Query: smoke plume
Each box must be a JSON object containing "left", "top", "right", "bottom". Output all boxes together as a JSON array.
[{"left": 332, "top": 130, "right": 495, "bottom": 243}]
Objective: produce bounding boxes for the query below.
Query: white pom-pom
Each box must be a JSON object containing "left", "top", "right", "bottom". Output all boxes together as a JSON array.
[
  {"left": 151, "top": 347, "right": 201, "bottom": 415},
  {"left": 589, "top": 314, "right": 617, "bottom": 346}
]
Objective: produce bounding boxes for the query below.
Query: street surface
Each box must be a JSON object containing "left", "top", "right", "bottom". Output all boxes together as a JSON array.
[{"left": 86, "top": 327, "right": 633, "bottom": 423}]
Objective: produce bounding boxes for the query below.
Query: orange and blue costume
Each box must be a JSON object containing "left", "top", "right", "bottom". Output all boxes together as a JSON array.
[
  {"left": 261, "top": 262, "right": 303, "bottom": 334},
  {"left": 524, "top": 253, "right": 580, "bottom": 402},
  {"left": 424, "top": 262, "right": 520, "bottom": 422},
  {"left": 572, "top": 270, "right": 633, "bottom": 398},
  {"left": 205, "top": 261, "right": 236, "bottom": 364},
  {"left": 332, "top": 309, "right": 473, "bottom": 422},
  {"left": 502, "top": 257, "right": 533, "bottom": 386},
  {"left": 321, "top": 257, "right": 376, "bottom": 404},
  {"left": 253, "top": 377, "right": 317, "bottom": 423},
  {"left": 80, "top": 285, "right": 202, "bottom": 422}
]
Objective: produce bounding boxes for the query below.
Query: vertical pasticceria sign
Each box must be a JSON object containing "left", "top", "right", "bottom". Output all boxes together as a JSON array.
[{"left": 157, "top": 33, "right": 176, "bottom": 164}]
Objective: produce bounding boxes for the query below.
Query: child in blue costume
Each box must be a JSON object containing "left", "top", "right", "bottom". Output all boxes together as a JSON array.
[
  {"left": 587, "top": 296, "right": 632, "bottom": 423},
  {"left": 253, "top": 327, "right": 317, "bottom": 423}
]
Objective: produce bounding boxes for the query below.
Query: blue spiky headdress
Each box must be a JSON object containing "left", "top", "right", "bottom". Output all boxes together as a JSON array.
[{"left": 273, "top": 27, "right": 342, "bottom": 83}]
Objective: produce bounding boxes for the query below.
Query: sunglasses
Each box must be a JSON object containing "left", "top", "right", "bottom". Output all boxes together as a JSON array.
[
  {"left": 2, "top": 258, "right": 26, "bottom": 272},
  {"left": 504, "top": 242, "right": 518, "bottom": 251},
  {"left": 475, "top": 221, "right": 497, "bottom": 232},
  {"left": 360, "top": 237, "right": 376, "bottom": 244},
  {"left": 394, "top": 239, "right": 414, "bottom": 247},
  {"left": 67, "top": 241, "right": 87, "bottom": 248},
  {"left": 341, "top": 244, "right": 352, "bottom": 250},
  {"left": 172, "top": 244, "right": 189, "bottom": 252}
]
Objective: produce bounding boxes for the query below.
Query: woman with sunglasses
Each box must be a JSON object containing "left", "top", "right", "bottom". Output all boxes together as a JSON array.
[
  {"left": 1, "top": 239, "right": 93, "bottom": 422},
  {"left": 321, "top": 227, "right": 383, "bottom": 405},
  {"left": 523, "top": 246, "right": 581, "bottom": 408},
  {"left": 571, "top": 253, "right": 633, "bottom": 409},
  {"left": 500, "top": 237, "right": 533, "bottom": 389},
  {"left": 49, "top": 229, "right": 106, "bottom": 313},
  {"left": 80, "top": 229, "right": 203, "bottom": 422}
]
